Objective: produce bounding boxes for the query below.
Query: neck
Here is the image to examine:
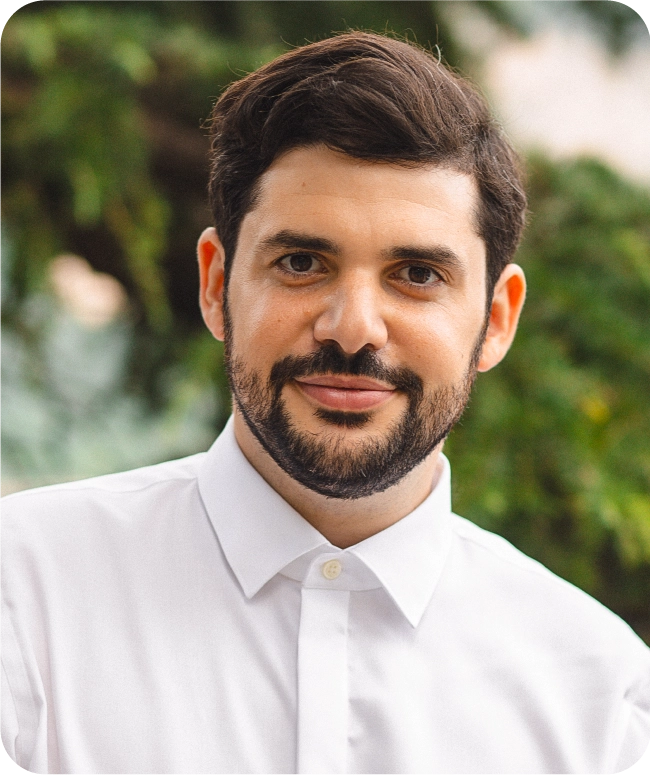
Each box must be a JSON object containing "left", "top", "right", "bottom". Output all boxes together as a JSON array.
[{"left": 232, "top": 409, "right": 443, "bottom": 549}]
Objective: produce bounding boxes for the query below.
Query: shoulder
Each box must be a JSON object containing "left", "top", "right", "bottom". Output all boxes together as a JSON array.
[
  {"left": 450, "top": 511, "right": 600, "bottom": 603},
  {"left": 3, "top": 452, "right": 206, "bottom": 503},
  {"left": 3, "top": 453, "right": 205, "bottom": 507},
  {"left": 2, "top": 453, "right": 208, "bottom": 549},
  {"left": 448, "top": 513, "right": 650, "bottom": 665},
  {"left": 1, "top": 452, "right": 217, "bottom": 628}
]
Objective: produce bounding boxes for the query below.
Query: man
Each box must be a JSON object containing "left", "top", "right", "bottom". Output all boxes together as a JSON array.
[{"left": 2, "top": 32, "right": 649, "bottom": 774}]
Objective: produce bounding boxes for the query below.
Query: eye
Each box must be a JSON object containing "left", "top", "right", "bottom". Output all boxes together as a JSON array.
[
  {"left": 278, "top": 253, "right": 324, "bottom": 274},
  {"left": 394, "top": 264, "right": 440, "bottom": 286}
]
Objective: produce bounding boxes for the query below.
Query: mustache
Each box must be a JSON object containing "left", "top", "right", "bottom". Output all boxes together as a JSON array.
[{"left": 268, "top": 343, "right": 423, "bottom": 397}]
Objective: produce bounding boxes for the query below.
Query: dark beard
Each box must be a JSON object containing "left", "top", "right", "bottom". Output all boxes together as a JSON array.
[{"left": 224, "top": 333, "right": 483, "bottom": 500}]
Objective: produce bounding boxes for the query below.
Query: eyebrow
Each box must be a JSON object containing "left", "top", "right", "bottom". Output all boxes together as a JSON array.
[
  {"left": 258, "top": 230, "right": 341, "bottom": 255},
  {"left": 384, "top": 245, "right": 465, "bottom": 275}
]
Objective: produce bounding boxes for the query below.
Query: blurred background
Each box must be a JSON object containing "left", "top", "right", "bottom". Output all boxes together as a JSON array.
[{"left": 2, "top": 1, "right": 649, "bottom": 643}]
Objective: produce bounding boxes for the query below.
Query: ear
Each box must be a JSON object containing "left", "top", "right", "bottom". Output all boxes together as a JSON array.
[
  {"left": 477, "top": 263, "right": 526, "bottom": 372},
  {"left": 198, "top": 227, "right": 227, "bottom": 341}
]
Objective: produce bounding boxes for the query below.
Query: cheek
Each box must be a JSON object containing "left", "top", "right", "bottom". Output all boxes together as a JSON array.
[
  {"left": 392, "top": 306, "right": 483, "bottom": 380},
  {"left": 228, "top": 282, "right": 315, "bottom": 363}
]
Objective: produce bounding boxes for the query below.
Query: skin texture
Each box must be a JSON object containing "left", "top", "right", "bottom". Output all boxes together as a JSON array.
[{"left": 199, "top": 145, "right": 526, "bottom": 548}]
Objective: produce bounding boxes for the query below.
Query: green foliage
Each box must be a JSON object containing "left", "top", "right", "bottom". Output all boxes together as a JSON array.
[
  {"left": 5, "top": 6, "right": 156, "bottom": 318},
  {"left": 575, "top": 0, "right": 648, "bottom": 55},
  {"left": 1, "top": 2, "right": 283, "bottom": 327},
  {"left": 2, "top": 2, "right": 282, "bottom": 443},
  {"left": 446, "top": 156, "right": 650, "bottom": 641},
  {"left": 1, "top": 3, "right": 261, "bottom": 478},
  {"left": 170, "top": 0, "right": 462, "bottom": 58},
  {"left": 184, "top": 1, "right": 646, "bottom": 58}
]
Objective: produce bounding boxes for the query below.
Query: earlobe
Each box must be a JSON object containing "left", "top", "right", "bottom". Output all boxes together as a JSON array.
[
  {"left": 477, "top": 264, "right": 526, "bottom": 372},
  {"left": 197, "top": 226, "right": 227, "bottom": 341}
]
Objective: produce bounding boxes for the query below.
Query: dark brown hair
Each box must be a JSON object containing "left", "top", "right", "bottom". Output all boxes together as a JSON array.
[{"left": 208, "top": 31, "right": 527, "bottom": 299}]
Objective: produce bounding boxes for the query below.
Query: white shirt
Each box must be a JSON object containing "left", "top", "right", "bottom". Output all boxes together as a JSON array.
[{"left": 2, "top": 418, "right": 650, "bottom": 774}]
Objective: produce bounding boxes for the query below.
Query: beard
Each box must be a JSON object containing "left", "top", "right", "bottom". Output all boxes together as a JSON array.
[{"left": 224, "top": 317, "right": 485, "bottom": 500}]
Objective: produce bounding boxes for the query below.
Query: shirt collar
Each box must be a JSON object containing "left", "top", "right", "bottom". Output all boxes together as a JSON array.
[
  {"left": 348, "top": 460, "right": 452, "bottom": 627},
  {"left": 198, "top": 417, "right": 453, "bottom": 628}
]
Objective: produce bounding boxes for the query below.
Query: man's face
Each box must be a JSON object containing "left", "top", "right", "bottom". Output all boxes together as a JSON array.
[{"left": 214, "top": 146, "right": 492, "bottom": 498}]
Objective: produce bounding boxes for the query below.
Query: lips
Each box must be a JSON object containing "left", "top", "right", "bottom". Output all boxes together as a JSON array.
[{"left": 294, "top": 375, "right": 396, "bottom": 411}]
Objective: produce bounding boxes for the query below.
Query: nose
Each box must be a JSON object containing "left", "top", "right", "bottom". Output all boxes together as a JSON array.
[{"left": 313, "top": 272, "right": 389, "bottom": 354}]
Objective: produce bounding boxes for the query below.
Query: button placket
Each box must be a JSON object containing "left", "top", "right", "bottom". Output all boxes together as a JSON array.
[{"left": 297, "top": 587, "right": 350, "bottom": 773}]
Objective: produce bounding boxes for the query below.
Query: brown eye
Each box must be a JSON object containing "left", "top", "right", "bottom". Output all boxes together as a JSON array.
[
  {"left": 280, "top": 253, "right": 321, "bottom": 273},
  {"left": 396, "top": 265, "right": 439, "bottom": 286}
]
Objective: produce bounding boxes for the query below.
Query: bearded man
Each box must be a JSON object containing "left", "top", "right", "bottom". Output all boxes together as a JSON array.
[{"left": 3, "top": 32, "right": 649, "bottom": 775}]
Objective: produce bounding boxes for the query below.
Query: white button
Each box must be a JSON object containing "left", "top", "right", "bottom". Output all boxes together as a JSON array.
[{"left": 321, "top": 559, "right": 342, "bottom": 580}]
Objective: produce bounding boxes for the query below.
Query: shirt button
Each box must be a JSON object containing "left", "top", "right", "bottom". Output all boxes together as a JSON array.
[{"left": 322, "top": 559, "right": 342, "bottom": 580}]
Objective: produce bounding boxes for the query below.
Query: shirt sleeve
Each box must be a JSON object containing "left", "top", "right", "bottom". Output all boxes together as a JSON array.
[
  {"left": 610, "top": 671, "right": 650, "bottom": 773},
  {"left": 0, "top": 508, "right": 39, "bottom": 775},
  {"left": 2, "top": 660, "right": 20, "bottom": 762}
]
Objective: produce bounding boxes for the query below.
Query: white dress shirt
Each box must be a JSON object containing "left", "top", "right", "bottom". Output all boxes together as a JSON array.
[{"left": 3, "top": 418, "right": 650, "bottom": 774}]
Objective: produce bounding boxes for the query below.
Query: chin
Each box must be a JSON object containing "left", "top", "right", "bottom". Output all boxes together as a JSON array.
[{"left": 313, "top": 408, "right": 373, "bottom": 429}]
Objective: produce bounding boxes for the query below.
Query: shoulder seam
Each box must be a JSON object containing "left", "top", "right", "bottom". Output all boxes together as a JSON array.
[
  {"left": 450, "top": 514, "right": 600, "bottom": 601},
  {"left": 2, "top": 468, "right": 202, "bottom": 501}
]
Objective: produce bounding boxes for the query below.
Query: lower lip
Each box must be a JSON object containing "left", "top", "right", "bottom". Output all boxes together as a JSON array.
[{"left": 295, "top": 381, "right": 395, "bottom": 411}]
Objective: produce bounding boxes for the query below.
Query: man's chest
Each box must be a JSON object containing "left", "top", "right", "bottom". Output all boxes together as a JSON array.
[{"left": 29, "top": 572, "right": 615, "bottom": 774}]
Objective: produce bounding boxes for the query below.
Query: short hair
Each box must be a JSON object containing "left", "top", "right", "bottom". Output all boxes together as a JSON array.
[{"left": 208, "top": 31, "right": 527, "bottom": 299}]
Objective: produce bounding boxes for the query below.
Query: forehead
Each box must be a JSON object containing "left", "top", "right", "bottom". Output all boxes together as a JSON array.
[{"left": 244, "top": 145, "right": 482, "bottom": 245}]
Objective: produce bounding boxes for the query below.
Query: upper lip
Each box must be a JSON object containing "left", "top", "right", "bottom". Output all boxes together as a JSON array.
[{"left": 295, "top": 375, "right": 395, "bottom": 391}]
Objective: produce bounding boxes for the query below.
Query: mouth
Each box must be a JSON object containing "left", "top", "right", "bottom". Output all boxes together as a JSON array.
[{"left": 293, "top": 375, "right": 396, "bottom": 412}]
